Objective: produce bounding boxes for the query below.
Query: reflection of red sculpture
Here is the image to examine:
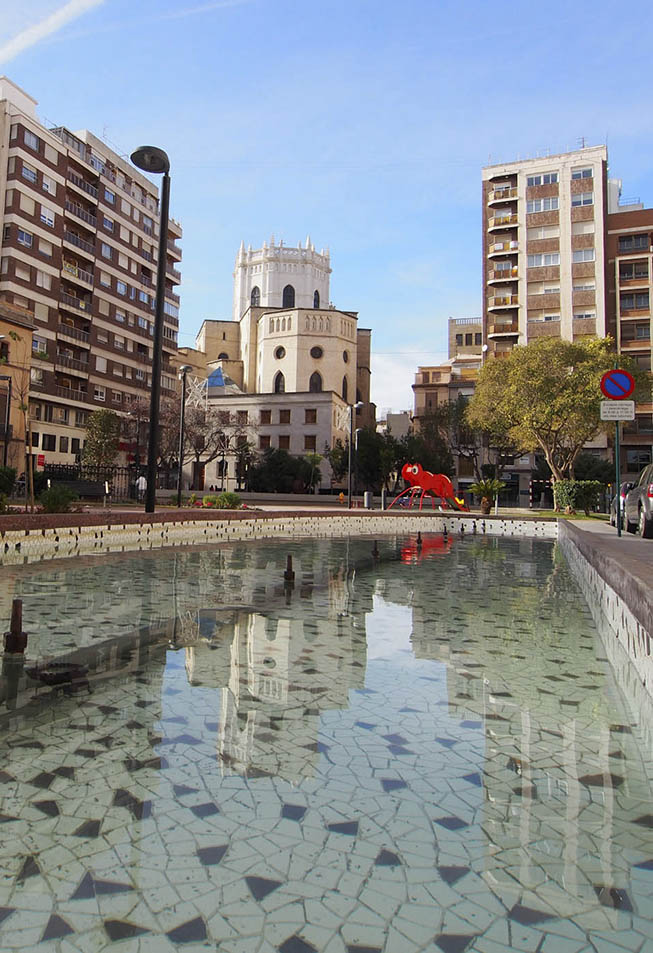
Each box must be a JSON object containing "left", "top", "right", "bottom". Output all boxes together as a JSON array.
[
  {"left": 388, "top": 462, "right": 469, "bottom": 511},
  {"left": 400, "top": 533, "right": 453, "bottom": 562}
]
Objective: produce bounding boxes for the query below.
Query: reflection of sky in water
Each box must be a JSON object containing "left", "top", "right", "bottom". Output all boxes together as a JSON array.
[{"left": 0, "top": 535, "right": 652, "bottom": 952}]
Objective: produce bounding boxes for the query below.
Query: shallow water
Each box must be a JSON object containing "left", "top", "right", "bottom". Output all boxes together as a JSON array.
[{"left": 1, "top": 534, "right": 652, "bottom": 952}]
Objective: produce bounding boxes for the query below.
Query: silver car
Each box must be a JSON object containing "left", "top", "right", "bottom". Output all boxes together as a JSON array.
[{"left": 624, "top": 463, "right": 653, "bottom": 538}]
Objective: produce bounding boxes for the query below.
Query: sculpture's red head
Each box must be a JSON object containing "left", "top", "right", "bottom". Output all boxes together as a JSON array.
[{"left": 401, "top": 462, "right": 424, "bottom": 486}]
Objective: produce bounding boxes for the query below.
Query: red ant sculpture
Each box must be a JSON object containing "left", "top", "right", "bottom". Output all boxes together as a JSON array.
[{"left": 388, "top": 462, "right": 469, "bottom": 511}]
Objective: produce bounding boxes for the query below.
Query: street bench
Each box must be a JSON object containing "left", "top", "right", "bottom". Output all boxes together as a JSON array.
[{"left": 55, "top": 481, "right": 108, "bottom": 500}]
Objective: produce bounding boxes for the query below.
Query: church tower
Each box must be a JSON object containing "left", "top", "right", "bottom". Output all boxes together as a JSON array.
[{"left": 233, "top": 236, "right": 331, "bottom": 321}]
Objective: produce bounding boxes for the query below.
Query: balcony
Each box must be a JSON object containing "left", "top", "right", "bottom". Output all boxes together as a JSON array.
[
  {"left": 60, "top": 291, "right": 92, "bottom": 313},
  {"left": 488, "top": 240, "right": 519, "bottom": 258},
  {"left": 488, "top": 186, "right": 518, "bottom": 205},
  {"left": 487, "top": 295, "right": 518, "bottom": 310},
  {"left": 62, "top": 261, "right": 94, "bottom": 286},
  {"left": 488, "top": 266, "right": 519, "bottom": 283},
  {"left": 67, "top": 170, "right": 99, "bottom": 199},
  {"left": 488, "top": 213, "right": 518, "bottom": 231},
  {"left": 167, "top": 238, "right": 182, "bottom": 260},
  {"left": 621, "top": 337, "right": 651, "bottom": 350},
  {"left": 57, "top": 321, "right": 90, "bottom": 344},
  {"left": 488, "top": 322, "right": 519, "bottom": 336},
  {"left": 166, "top": 262, "right": 182, "bottom": 283},
  {"left": 55, "top": 353, "right": 90, "bottom": 376},
  {"left": 63, "top": 231, "right": 95, "bottom": 255},
  {"left": 55, "top": 385, "right": 88, "bottom": 402},
  {"left": 64, "top": 200, "right": 97, "bottom": 228}
]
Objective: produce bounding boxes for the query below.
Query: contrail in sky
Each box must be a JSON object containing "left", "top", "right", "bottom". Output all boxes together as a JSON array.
[{"left": 0, "top": 0, "right": 105, "bottom": 66}]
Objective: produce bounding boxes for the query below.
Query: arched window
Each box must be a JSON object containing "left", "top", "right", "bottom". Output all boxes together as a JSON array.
[
  {"left": 282, "top": 284, "right": 295, "bottom": 308},
  {"left": 281, "top": 318, "right": 286, "bottom": 331},
  {"left": 251, "top": 286, "right": 260, "bottom": 306},
  {"left": 309, "top": 371, "right": 322, "bottom": 393},
  {"left": 325, "top": 318, "right": 330, "bottom": 332},
  {"left": 319, "top": 317, "right": 324, "bottom": 331},
  {"left": 269, "top": 318, "right": 274, "bottom": 333},
  {"left": 342, "top": 376, "right": 348, "bottom": 401},
  {"left": 218, "top": 352, "right": 228, "bottom": 360},
  {"left": 305, "top": 317, "right": 310, "bottom": 330},
  {"left": 287, "top": 317, "right": 291, "bottom": 330},
  {"left": 274, "top": 372, "right": 285, "bottom": 393},
  {"left": 313, "top": 290, "right": 320, "bottom": 308}
]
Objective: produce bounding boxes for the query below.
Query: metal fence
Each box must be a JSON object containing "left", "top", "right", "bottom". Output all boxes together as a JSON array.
[{"left": 43, "top": 464, "right": 134, "bottom": 501}]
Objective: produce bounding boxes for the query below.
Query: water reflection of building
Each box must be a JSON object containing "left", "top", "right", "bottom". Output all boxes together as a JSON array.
[
  {"left": 408, "top": 538, "right": 647, "bottom": 923},
  {"left": 184, "top": 576, "right": 368, "bottom": 783}
]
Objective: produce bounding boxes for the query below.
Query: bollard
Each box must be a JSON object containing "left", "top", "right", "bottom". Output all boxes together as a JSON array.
[
  {"left": 372, "top": 541, "right": 380, "bottom": 560},
  {"left": 443, "top": 525, "right": 448, "bottom": 540},
  {"left": 4, "top": 598, "right": 27, "bottom": 654},
  {"left": 284, "top": 555, "right": 295, "bottom": 583},
  {"left": 416, "top": 531, "right": 422, "bottom": 549}
]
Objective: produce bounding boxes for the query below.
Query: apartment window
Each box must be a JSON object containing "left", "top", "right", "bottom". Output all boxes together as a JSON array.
[
  {"left": 32, "top": 336, "right": 48, "bottom": 355},
  {"left": 114, "top": 335, "right": 125, "bottom": 349},
  {"left": 105, "top": 188, "right": 115, "bottom": 204},
  {"left": 42, "top": 434, "right": 56, "bottom": 451},
  {"left": 465, "top": 333, "right": 473, "bottom": 345},
  {"left": 618, "top": 234, "right": 649, "bottom": 252},
  {"left": 99, "top": 298, "right": 110, "bottom": 315},
  {"left": 31, "top": 367, "right": 44, "bottom": 385},
  {"left": 31, "top": 432, "right": 39, "bottom": 447},
  {"left": 304, "top": 435, "right": 317, "bottom": 451},
  {"left": 260, "top": 409, "right": 271, "bottom": 424},
  {"left": 44, "top": 143, "right": 58, "bottom": 164},
  {"left": 573, "top": 282, "right": 595, "bottom": 291},
  {"left": 96, "top": 356, "right": 107, "bottom": 372},
  {"left": 103, "top": 216, "right": 114, "bottom": 232},
  {"left": 39, "top": 205, "right": 55, "bottom": 227},
  {"left": 573, "top": 311, "right": 596, "bottom": 320},
  {"left": 619, "top": 263, "right": 648, "bottom": 281},
  {"left": 121, "top": 199, "right": 131, "bottom": 215},
  {"left": 620, "top": 292, "right": 649, "bottom": 310},
  {"left": 112, "top": 391, "right": 122, "bottom": 403},
  {"left": 59, "top": 436, "right": 69, "bottom": 453},
  {"left": 100, "top": 271, "right": 111, "bottom": 287},
  {"left": 528, "top": 253, "right": 560, "bottom": 267},
  {"left": 162, "top": 374, "right": 174, "bottom": 390},
  {"left": 117, "top": 280, "right": 127, "bottom": 295},
  {"left": 237, "top": 410, "right": 248, "bottom": 425},
  {"left": 475, "top": 333, "right": 482, "bottom": 346},
  {"left": 278, "top": 435, "right": 290, "bottom": 450},
  {"left": 137, "top": 316, "right": 148, "bottom": 330},
  {"left": 572, "top": 248, "right": 595, "bottom": 263},
  {"left": 305, "top": 408, "right": 317, "bottom": 424},
  {"left": 526, "top": 172, "right": 558, "bottom": 186},
  {"left": 17, "top": 228, "right": 33, "bottom": 248},
  {"left": 627, "top": 448, "right": 652, "bottom": 469},
  {"left": 101, "top": 242, "right": 112, "bottom": 259},
  {"left": 526, "top": 197, "right": 559, "bottom": 213},
  {"left": 75, "top": 411, "right": 88, "bottom": 426},
  {"left": 94, "top": 385, "right": 106, "bottom": 401},
  {"left": 139, "top": 290, "right": 149, "bottom": 304},
  {"left": 41, "top": 175, "right": 56, "bottom": 198},
  {"left": 0, "top": 340, "right": 8, "bottom": 362},
  {"left": 143, "top": 215, "right": 153, "bottom": 234},
  {"left": 16, "top": 263, "right": 31, "bottom": 282},
  {"left": 527, "top": 225, "right": 560, "bottom": 240},
  {"left": 22, "top": 161, "right": 37, "bottom": 183},
  {"left": 97, "top": 330, "right": 108, "bottom": 343},
  {"left": 10, "top": 124, "right": 17, "bottom": 140},
  {"left": 571, "top": 192, "right": 593, "bottom": 207},
  {"left": 113, "top": 364, "right": 123, "bottom": 377},
  {"left": 279, "top": 409, "right": 291, "bottom": 424},
  {"left": 135, "top": 369, "right": 145, "bottom": 381},
  {"left": 39, "top": 239, "right": 53, "bottom": 258},
  {"left": 571, "top": 167, "right": 593, "bottom": 179},
  {"left": 71, "top": 438, "right": 80, "bottom": 455},
  {"left": 35, "top": 270, "right": 52, "bottom": 290},
  {"left": 259, "top": 435, "right": 271, "bottom": 450}
]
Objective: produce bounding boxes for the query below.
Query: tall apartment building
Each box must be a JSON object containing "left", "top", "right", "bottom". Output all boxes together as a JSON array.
[
  {"left": 482, "top": 146, "right": 608, "bottom": 357},
  {"left": 0, "top": 77, "right": 182, "bottom": 468},
  {"left": 606, "top": 205, "right": 653, "bottom": 476}
]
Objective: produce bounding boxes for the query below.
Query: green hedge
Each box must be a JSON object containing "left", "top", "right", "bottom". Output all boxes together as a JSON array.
[{"left": 553, "top": 480, "right": 603, "bottom": 515}]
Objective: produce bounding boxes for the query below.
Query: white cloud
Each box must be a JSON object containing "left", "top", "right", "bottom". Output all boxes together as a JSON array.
[
  {"left": 371, "top": 348, "right": 447, "bottom": 418},
  {"left": 0, "top": 0, "right": 105, "bottom": 65}
]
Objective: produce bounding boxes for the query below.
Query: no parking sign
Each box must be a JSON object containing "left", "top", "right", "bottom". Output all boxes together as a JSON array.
[{"left": 600, "top": 369, "right": 635, "bottom": 400}]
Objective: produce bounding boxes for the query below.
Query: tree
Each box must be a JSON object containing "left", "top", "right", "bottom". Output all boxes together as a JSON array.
[
  {"left": 324, "top": 439, "right": 348, "bottom": 484},
  {"left": 466, "top": 337, "right": 646, "bottom": 483},
  {"left": 83, "top": 409, "right": 121, "bottom": 466}
]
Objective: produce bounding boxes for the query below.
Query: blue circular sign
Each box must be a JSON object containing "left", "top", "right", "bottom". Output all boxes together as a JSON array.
[{"left": 600, "top": 369, "right": 635, "bottom": 400}]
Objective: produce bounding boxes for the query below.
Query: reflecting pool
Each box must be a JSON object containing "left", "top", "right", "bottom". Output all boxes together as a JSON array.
[{"left": 1, "top": 534, "right": 652, "bottom": 953}]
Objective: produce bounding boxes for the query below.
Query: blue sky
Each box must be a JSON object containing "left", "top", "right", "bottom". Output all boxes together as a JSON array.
[{"left": 3, "top": 0, "right": 653, "bottom": 414}]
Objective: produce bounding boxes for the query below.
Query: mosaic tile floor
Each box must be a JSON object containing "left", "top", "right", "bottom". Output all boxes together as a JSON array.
[{"left": 1, "top": 535, "right": 653, "bottom": 952}]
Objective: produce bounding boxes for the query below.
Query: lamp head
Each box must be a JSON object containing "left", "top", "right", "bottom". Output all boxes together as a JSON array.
[
  {"left": 131, "top": 146, "right": 170, "bottom": 175},
  {"left": 178, "top": 365, "right": 193, "bottom": 380},
  {"left": 354, "top": 401, "right": 364, "bottom": 410}
]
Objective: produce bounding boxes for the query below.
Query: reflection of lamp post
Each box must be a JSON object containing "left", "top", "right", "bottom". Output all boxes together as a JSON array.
[
  {"left": 130, "top": 146, "right": 171, "bottom": 514},
  {"left": 347, "top": 401, "right": 364, "bottom": 508},
  {"left": 0, "top": 371, "right": 12, "bottom": 469},
  {"left": 176, "top": 365, "right": 192, "bottom": 508}
]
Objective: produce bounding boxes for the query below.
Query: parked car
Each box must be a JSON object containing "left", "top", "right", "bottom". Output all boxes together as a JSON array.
[
  {"left": 624, "top": 464, "right": 653, "bottom": 538},
  {"left": 609, "top": 481, "right": 633, "bottom": 527}
]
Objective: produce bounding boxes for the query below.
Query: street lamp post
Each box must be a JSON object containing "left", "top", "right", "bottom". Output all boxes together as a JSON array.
[
  {"left": 130, "top": 146, "right": 171, "bottom": 514},
  {"left": 176, "top": 365, "right": 192, "bottom": 508},
  {"left": 0, "top": 373, "right": 12, "bottom": 469},
  {"left": 347, "top": 401, "right": 364, "bottom": 508}
]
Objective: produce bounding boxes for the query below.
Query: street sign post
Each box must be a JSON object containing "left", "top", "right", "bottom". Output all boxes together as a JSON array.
[{"left": 601, "top": 368, "right": 636, "bottom": 537}]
